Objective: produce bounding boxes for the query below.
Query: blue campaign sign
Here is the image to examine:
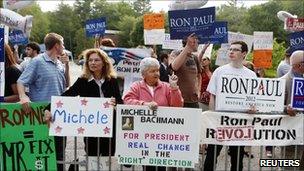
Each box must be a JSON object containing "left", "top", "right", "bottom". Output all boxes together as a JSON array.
[
  {"left": 0, "top": 28, "right": 4, "bottom": 102},
  {"left": 199, "top": 21, "right": 228, "bottom": 44},
  {"left": 0, "top": 28, "right": 4, "bottom": 62},
  {"left": 168, "top": 7, "right": 216, "bottom": 41},
  {"left": 85, "top": 17, "right": 106, "bottom": 37},
  {"left": 291, "top": 77, "right": 304, "bottom": 111},
  {"left": 9, "top": 30, "right": 29, "bottom": 45},
  {"left": 289, "top": 31, "right": 304, "bottom": 53}
]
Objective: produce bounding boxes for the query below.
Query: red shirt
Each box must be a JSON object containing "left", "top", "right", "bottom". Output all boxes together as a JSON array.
[{"left": 200, "top": 72, "right": 211, "bottom": 105}]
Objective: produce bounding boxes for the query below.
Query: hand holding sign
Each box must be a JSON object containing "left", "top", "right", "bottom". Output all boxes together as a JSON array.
[
  {"left": 19, "top": 94, "right": 31, "bottom": 113},
  {"left": 44, "top": 110, "right": 53, "bottom": 128},
  {"left": 185, "top": 33, "right": 199, "bottom": 53},
  {"left": 143, "top": 101, "right": 158, "bottom": 110},
  {"left": 287, "top": 104, "right": 297, "bottom": 117}
]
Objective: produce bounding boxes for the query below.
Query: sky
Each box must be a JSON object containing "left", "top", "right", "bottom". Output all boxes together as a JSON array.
[{"left": 37, "top": 0, "right": 269, "bottom": 12}]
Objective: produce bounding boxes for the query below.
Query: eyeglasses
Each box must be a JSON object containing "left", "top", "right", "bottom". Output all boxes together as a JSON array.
[
  {"left": 202, "top": 58, "right": 209, "bottom": 61},
  {"left": 229, "top": 48, "right": 242, "bottom": 52}
]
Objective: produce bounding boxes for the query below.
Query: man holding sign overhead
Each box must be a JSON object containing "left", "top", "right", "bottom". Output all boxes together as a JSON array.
[{"left": 169, "top": 33, "right": 209, "bottom": 108}]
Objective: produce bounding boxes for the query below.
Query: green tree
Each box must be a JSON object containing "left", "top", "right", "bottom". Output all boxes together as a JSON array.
[
  {"left": 47, "top": 3, "right": 79, "bottom": 52},
  {"left": 92, "top": 1, "right": 136, "bottom": 30},
  {"left": 74, "top": 28, "right": 94, "bottom": 57},
  {"left": 216, "top": 5, "right": 250, "bottom": 34},
  {"left": 73, "top": 0, "right": 94, "bottom": 25},
  {"left": 117, "top": 16, "right": 137, "bottom": 47},
  {"left": 19, "top": 3, "right": 50, "bottom": 43},
  {"left": 279, "top": 0, "right": 304, "bottom": 17},
  {"left": 130, "top": 16, "right": 144, "bottom": 47},
  {"left": 246, "top": 1, "right": 286, "bottom": 43}
]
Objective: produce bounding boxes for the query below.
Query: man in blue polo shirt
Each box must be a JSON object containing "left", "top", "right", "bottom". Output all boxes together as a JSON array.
[{"left": 17, "top": 32, "right": 69, "bottom": 171}]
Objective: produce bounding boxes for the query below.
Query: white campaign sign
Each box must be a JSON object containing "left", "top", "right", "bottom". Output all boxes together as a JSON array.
[
  {"left": 216, "top": 32, "right": 253, "bottom": 66},
  {"left": 254, "top": 31, "right": 273, "bottom": 50},
  {"left": 195, "top": 44, "right": 213, "bottom": 59},
  {"left": 162, "top": 33, "right": 183, "bottom": 50},
  {"left": 215, "top": 44, "right": 230, "bottom": 66},
  {"left": 102, "top": 47, "right": 151, "bottom": 78},
  {"left": 49, "top": 96, "right": 114, "bottom": 137},
  {"left": 201, "top": 111, "right": 304, "bottom": 146},
  {"left": 215, "top": 76, "right": 286, "bottom": 113},
  {"left": 116, "top": 59, "right": 141, "bottom": 77},
  {"left": 0, "top": 8, "right": 33, "bottom": 36},
  {"left": 144, "top": 29, "right": 165, "bottom": 45},
  {"left": 115, "top": 105, "right": 202, "bottom": 168}
]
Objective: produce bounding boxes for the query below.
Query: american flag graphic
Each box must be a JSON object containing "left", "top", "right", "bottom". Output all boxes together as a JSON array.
[{"left": 101, "top": 47, "right": 150, "bottom": 65}]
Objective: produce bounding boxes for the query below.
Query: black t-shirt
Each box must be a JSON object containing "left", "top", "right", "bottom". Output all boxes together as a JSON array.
[{"left": 5, "top": 66, "right": 21, "bottom": 96}]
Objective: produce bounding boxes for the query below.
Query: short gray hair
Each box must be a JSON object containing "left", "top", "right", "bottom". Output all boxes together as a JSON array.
[{"left": 139, "top": 57, "right": 160, "bottom": 75}]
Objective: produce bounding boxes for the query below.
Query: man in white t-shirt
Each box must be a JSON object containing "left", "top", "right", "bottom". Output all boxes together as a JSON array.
[{"left": 203, "top": 41, "right": 257, "bottom": 171}]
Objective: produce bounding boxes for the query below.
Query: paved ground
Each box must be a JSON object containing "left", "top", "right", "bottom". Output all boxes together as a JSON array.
[{"left": 63, "top": 62, "right": 293, "bottom": 171}]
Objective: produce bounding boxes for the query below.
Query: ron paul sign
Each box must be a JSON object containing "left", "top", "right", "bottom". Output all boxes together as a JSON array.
[
  {"left": 168, "top": 7, "right": 215, "bottom": 41},
  {"left": 201, "top": 111, "right": 304, "bottom": 146},
  {"left": 291, "top": 77, "right": 304, "bottom": 111},
  {"left": 215, "top": 76, "right": 286, "bottom": 113},
  {"left": 286, "top": 18, "right": 304, "bottom": 32}
]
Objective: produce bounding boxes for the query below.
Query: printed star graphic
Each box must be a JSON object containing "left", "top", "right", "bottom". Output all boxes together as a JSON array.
[
  {"left": 103, "top": 101, "right": 110, "bottom": 108},
  {"left": 103, "top": 127, "right": 110, "bottom": 134},
  {"left": 55, "top": 126, "right": 63, "bottom": 133},
  {"left": 81, "top": 98, "right": 88, "bottom": 106},
  {"left": 56, "top": 100, "right": 63, "bottom": 108},
  {"left": 77, "top": 127, "right": 85, "bottom": 134}
]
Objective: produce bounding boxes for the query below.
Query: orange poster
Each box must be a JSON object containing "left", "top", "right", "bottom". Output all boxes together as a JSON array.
[
  {"left": 253, "top": 50, "right": 273, "bottom": 68},
  {"left": 143, "top": 13, "right": 165, "bottom": 29}
]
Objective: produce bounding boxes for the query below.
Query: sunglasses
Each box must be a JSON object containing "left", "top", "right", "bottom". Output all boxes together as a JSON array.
[{"left": 202, "top": 58, "right": 209, "bottom": 61}]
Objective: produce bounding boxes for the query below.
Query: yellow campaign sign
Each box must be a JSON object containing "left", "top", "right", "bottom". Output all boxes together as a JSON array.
[
  {"left": 143, "top": 13, "right": 165, "bottom": 29},
  {"left": 253, "top": 50, "right": 273, "bottom": 69}
]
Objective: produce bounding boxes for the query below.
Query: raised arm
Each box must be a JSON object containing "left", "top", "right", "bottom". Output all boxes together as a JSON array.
[{"left": 170, "top": 33, "right": 198, "bottom": 71}]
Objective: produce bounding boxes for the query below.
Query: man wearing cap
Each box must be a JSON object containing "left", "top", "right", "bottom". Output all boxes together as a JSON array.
[
  {"left": 280, "top": 50, "right": 304, "bottom": 169},
  {"left": 277, "top": 47, "right": 292, "bottom": 77}
]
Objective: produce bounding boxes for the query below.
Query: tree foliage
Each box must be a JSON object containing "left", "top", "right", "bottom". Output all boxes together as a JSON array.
[{"left": 47, "top": 3, "right": 79, "bottom": 51}]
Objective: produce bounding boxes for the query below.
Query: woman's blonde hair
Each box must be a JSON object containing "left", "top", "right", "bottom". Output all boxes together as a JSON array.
[{"left": 81, "top": 48, "right": 116, "bottom": 80}]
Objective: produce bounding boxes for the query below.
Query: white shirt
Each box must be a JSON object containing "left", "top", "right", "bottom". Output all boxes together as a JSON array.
[{"left": 146, "top": 84, "right": 154, "bottom": 97}]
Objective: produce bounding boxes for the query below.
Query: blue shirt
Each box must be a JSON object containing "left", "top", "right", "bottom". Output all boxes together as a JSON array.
[{"left": 17, "top": 53, "right": 66, "bottom": 102}]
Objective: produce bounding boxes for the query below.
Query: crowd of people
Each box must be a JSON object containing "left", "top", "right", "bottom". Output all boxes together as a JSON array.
[{"left": 2, "top": 32, "right": 304, "bottom": 171}]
